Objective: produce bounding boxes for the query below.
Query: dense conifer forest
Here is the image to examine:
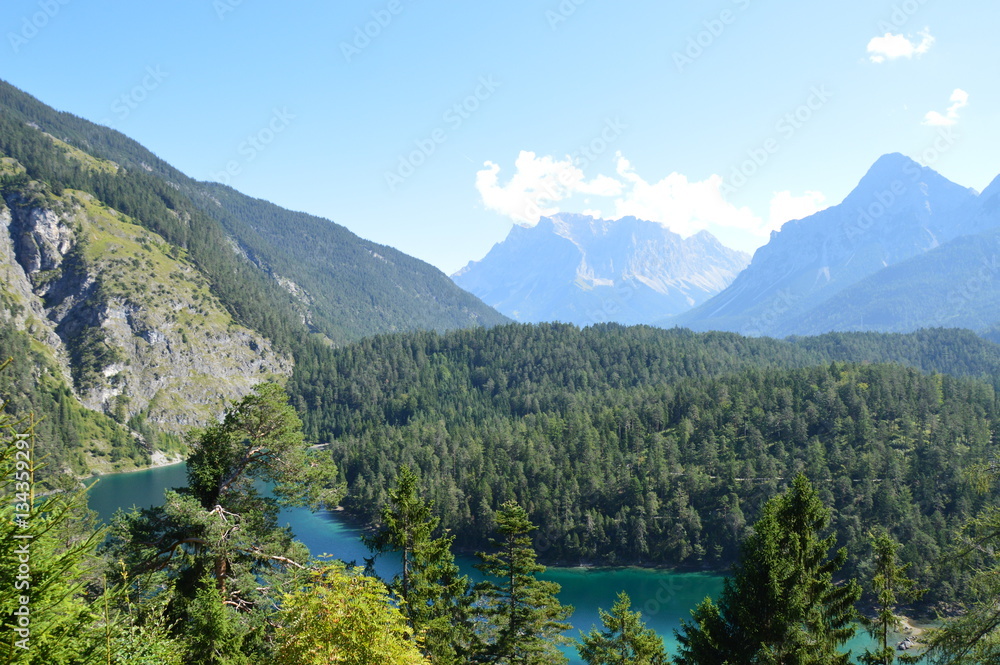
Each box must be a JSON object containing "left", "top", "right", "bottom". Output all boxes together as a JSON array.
[{"left": 290, "top": 323, "right": 1000, "bottom": 609}]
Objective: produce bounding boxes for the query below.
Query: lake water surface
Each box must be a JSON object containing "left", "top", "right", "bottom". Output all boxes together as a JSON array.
[{"left": 87, "top": 463, "right": 907, "bottom": 663}]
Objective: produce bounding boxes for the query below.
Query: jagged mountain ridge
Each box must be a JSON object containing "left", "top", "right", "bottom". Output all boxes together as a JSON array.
[
  {"left": 676, "top": 153, "right": 991, "bottom": 336},
  {"left": 453, "top": 213, "right": 749, "bottom": 326}
]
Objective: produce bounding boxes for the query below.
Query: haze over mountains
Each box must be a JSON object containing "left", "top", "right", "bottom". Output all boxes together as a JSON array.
[
  {"left": 453, "top": 213, "right": 750, "bottom": 326},
  {"left": 678, "top": 153, "right": 1000, "bottom": 336},
  {"left": 457, "top": 153, "right": 1000, "bottom": 338}
]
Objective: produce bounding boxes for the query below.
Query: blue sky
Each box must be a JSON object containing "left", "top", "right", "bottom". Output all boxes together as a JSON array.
[{"left": 2, "top": 0, "right": 998, "bottom": 273}]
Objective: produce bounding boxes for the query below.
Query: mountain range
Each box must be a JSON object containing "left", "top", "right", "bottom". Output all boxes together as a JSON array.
[
  {"left": 6, "top": 72, "right": 1000, "bottom": 479},
  {"left": 457, "top": 152, "right": 1000, "bottom": 338},
  {"left": 677, "top": 153, "right": 1000, "bottom": 336},
  {"left": 453, "top": 213, "right": 749, "bottom": 326}
]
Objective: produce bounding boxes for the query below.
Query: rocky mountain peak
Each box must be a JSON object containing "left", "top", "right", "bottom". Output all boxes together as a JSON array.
[{"left": 453, "top": 214, "right": 749, "bottom": 326}]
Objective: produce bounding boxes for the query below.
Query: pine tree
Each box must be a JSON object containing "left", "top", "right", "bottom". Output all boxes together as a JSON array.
[
  {"left": 473, "top": 500, "right": 573, "bottom": 664},
  {"left": 366, "top": 466, "right": 474, "bottom": 664},
  {"left": 106, "top": 382, "right": 343, "bottom": 662},
  {"left": 674, "top": 474, "right": 861, "bottom": 665},
  {"left": 577, "top": 591, "right": 668, "bottom": 665},
  {"left": 859, "top": 530, "right": 924, "bottom": 665}
]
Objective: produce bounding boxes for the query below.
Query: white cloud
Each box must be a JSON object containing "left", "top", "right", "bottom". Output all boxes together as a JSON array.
[
  {"left": 579, "top": 174, "right": 623, "bottom": 197},
  {"left": 867, "top": 29, "right": 935, "bottom": 63},
  {"left": 475, "top": 151, "right": 827, "bottom": 243},
  {"left": 923, "top": 88, "right": 969, "bottom": 126},
  {"left": 768, "top": 191, "right": 827, "bottom": 233},
  {"left": 612, "top": 154, "right": 761, "bottom": 236},
  {"left": 475, "top": 150, "right": 623, "bottom": 223}
]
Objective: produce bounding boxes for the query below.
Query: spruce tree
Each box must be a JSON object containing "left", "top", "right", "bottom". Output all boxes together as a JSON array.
[
  {"left": 473, "top": 500, "right": 573, "bottom": 664},
  {"left": 366, "top": 466, "right": 473, "bottom": 664},
  {"left": 577, "top": 591, "right": 668, "bottom": 665},
  {"left": 859, "top": 530, "right": 923, "bottom": 665},
  {"left": 0, "top": 360, "right": 184, "bottom": 663},
  {"left": 674, "top": 474, "right": 861, "bottom": 665}
]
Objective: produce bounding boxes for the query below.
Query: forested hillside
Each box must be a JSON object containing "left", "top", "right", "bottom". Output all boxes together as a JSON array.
[
  {"left": 196, "top": 182, "right": 507, "bottom": 342},
  {"left": 0, "top": 78, "right": 505, "bottom": 476},
  {"left": 291, "top": 323, "right": 1000, "bottom": 607},
  {"left": 0, "top": 79, "right": 507, "bottom": 346}
]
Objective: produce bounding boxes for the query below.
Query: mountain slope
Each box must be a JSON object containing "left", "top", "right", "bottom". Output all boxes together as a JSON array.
[
  {"left": 0, "top": 79, "right": 508, "bottom": 347},
  {"left": 195, "top": 183, "right": 507, "bottom": 342},
  {"left": 776, "top": 173, "right": 1000, "bottom": 335},
  {"left": 453, "top": 213, "right": 749, "bottom": 325},
  {"left": 783, "top": 229, "right": 1000, "bottom": 335},
  {"left": 0, "top": 78, "right": 507, "bottom": 476},
  {"left": 1, "top": 152, "right": 288, "bottom": 434},
  {"left": 678, "top": 154, "right": 980, "bottom": 335}
]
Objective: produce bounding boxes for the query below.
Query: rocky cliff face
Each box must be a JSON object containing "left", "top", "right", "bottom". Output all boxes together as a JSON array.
[
  {"left": 0, "top": 197, "right": 71, "bottom": 370},
  {"left": 0, "top": 167, "right": 290, "bottom": 437}
]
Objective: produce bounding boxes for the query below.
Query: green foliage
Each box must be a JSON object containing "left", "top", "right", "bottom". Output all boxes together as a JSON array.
[
  {"left": 98, "top": 575, "right": 185, "bottom": 665},
  {"left": 859, "top": 530, "right": 924, "bottom": 665},
  {"left": 577, "top": 591, "right": 668, "bottom": 665},
  {"left": 186, "top": 382, "right": 341, "bottom": 512},
  {"left": 365, "top": 466, "right": 474, "bottom": 664},
  {"left": 0, "top": 409, "right": 99, "bottom": 663},
  {"left": 0, "top": 362, "right": 182, "bottom": 664},
  {"left": 182, "top": 581, "right": 249, "bottom": 665},
  {"left": 925, "top": 472, "right": 1000, "bottom": 664},
  {"left": 67, "top": 323, "right": 122, "bottom": 395},
  {"left": 473, "top": 500, "right": 573, "bottom": 664},
  {"left": 674, "top": 475, "right": 861, "bottom": 665},
  {"left": 105, "top": 383, "right": 341, "bottom": 662},
  {"left": 273, "top": 563, "right": 430, "bottom": 665},
  {"left": 291, "top": 323, "right": 1000, "bottom": 610}
]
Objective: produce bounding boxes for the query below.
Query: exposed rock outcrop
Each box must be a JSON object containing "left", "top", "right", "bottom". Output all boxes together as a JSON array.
[{"left": 0, "top": 184, "right": 291, "bottom": 436}]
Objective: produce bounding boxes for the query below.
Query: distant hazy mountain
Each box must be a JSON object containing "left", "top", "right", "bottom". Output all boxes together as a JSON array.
[
  {"left": 781, "top": 173, "right": 1000, "bottom": 335},
  {"left": 453, "top": 213, "right": 750, "bottom": 326},
  {"left": 677, "top": 154, "right": 984, "bottom": 336}
]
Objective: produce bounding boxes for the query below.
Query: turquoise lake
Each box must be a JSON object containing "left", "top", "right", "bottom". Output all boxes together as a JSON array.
[{"left": 87, "top": 463, "right": 911, "bottom": 663}]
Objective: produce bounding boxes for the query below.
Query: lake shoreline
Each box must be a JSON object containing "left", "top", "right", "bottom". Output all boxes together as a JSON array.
[{"left": 84, "top": 454, "right": 186, "bottom": 480}]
